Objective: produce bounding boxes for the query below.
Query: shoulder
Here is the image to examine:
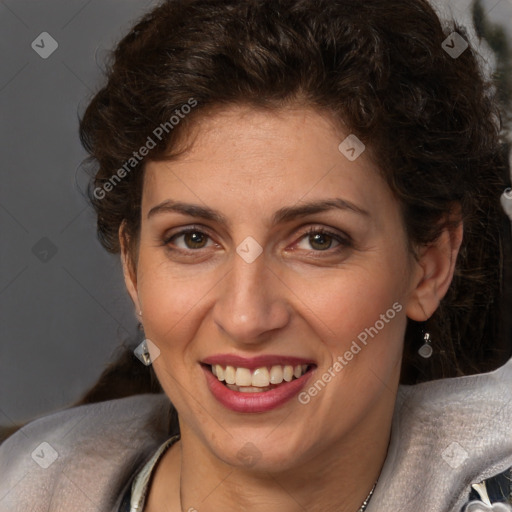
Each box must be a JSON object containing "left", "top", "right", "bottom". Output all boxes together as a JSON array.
[
  {"left": 398, "top": 355, "right": 512, "bottom": 449},
  {"left": 370, "top": 358, "right": 512, "bottom": 512},
  {"left": 0, "top": 394, "right": 172, "bottom": 512}
]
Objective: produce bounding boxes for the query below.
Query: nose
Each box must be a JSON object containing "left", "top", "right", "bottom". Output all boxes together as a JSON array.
[{"left": 212, "top": 250, "right": 291, "bottom": 346}]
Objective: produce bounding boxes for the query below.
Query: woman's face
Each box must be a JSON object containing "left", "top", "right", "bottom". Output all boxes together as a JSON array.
[{"left": 124, "top": 106, "right": 424, "bottom": 471}]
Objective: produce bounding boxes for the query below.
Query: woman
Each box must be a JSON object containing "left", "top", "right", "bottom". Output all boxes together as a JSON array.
[{"left": 1, "top": 0, "right": 512, "bottom": 511}]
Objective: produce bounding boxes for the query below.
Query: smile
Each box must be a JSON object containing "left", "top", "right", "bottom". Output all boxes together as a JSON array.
[
  {"left": 211, "top": 364, "right": 310, "bottom": 392},
  {"left": 201, "top": 355, "right": 316, "bottom": 413}
]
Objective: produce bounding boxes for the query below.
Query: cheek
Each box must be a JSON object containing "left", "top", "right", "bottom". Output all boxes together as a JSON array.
[
  {"left": 296, "top": 263, "right": 405, "bottom": 344},
  {"left": 293, "top": 261, "right": 408, "bottom": 399},
  {"left": 135, "top": 253, "right": 207, "bottom": 354},
  {"left": 136, "top": 261, "right": 210, "bottom": 408}
]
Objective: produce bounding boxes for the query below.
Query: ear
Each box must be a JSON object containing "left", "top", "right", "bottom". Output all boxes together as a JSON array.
[
  {"left": 119, "top": 221, "right": 142, "bottom": 319},
  {"left": 406, "top": 220, "right": 463, "bottom": 321}
]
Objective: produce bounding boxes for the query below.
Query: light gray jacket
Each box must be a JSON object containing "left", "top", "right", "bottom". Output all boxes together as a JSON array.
[{"left": 1, "top": 358, "right": 512, "bottom": 512}]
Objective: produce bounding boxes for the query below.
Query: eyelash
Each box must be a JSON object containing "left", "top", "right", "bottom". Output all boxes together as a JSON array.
[{"left": 162, "top": 225, "right": 352, "bottom": 255}]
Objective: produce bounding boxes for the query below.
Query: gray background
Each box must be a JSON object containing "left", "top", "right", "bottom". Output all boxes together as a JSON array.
[{"left": 1, "top": 0, "right": 511, "bottom": 426}]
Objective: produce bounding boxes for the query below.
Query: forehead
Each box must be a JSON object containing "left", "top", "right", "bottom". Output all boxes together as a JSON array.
[{"left": 141, "top": 105, "right": 390, "bottom": 223}]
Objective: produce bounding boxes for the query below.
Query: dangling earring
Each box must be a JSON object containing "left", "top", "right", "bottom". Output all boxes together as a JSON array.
[
  {"left": 137, "top": 310, "right": 143, "bottom": 332},
  {"left": 134, "top": 311, "right": 151, "bottom": 365},
  {"left": 418, "top": 330, "right": 433, "bottom": 359}
]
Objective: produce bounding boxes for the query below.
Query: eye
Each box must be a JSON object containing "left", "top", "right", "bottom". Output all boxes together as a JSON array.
[
  {"left": 294, "top": 227, "right": 351, "bottom": 252},
  {"left": 162, "top": 226, "right": 352, "bottom": 255},
  {"left": 164, "top": 228, "right": 215, "bottom": 250}
]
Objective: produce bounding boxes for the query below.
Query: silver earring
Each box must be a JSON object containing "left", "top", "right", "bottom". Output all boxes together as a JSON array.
[{"left": 418, "top": 331, "right": 433, "bottom": 359}]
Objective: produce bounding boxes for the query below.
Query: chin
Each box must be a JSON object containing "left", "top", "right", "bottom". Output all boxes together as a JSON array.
[{"left": 203, "top": 427, "right": 313, "bottom": 473}]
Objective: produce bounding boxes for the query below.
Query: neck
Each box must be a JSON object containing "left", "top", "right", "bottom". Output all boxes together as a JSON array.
[{"left": 177, "top": 401, "right": 394, "bottom": 512}]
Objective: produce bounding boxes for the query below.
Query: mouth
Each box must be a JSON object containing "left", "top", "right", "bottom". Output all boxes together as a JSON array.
[
  {"left": 204, "top": 363, "right": 314, "bottom": 392},
  {"left": 200, "top": 356, "right": 316, "bottom": 413}
]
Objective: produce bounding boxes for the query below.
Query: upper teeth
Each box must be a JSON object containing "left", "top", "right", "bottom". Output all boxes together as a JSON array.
[{"left": 211, "top": 364, "right": 308, "bottom": 387}]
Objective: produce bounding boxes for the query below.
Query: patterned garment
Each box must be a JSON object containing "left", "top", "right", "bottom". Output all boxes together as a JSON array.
[{"left": 461, "top": 467, "right": 512, "bottom": 511}]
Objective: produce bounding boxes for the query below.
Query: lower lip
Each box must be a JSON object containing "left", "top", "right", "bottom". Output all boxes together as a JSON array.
[{"left": 202, "top": 365, "right": 314, "bottom": 413}]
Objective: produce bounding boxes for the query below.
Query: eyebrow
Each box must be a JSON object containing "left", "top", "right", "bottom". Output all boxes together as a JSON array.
[{"left": 147, "top": 198, "right": 370, "bottom": 226}]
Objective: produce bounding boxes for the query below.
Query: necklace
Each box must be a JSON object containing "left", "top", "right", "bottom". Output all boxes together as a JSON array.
[{"left": 357, "top": 482, "right": 377, "bottom": 512}]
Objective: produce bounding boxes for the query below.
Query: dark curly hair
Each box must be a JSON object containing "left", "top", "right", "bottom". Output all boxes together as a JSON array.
[{"left": 78, "top": 0, "right": 511, "bottom": 393}]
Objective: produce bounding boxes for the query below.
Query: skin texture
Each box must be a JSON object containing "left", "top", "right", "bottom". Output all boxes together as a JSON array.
[{"left": 121, "top": 106, "right": 463, "bottom": 512}]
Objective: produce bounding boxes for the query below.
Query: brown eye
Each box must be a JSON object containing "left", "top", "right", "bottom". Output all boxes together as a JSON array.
[
  {"left": 182, "top": 231, "right": 208, "bottom": 249},
  {"left": 295, "top": 228, "right": 351, "bottom": 253},
  {"left": 165, "top": 229, "right": 213, "bottom": 250},
  {"left": 308, "top": 232, "right": 336, "bottom": 251}
]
